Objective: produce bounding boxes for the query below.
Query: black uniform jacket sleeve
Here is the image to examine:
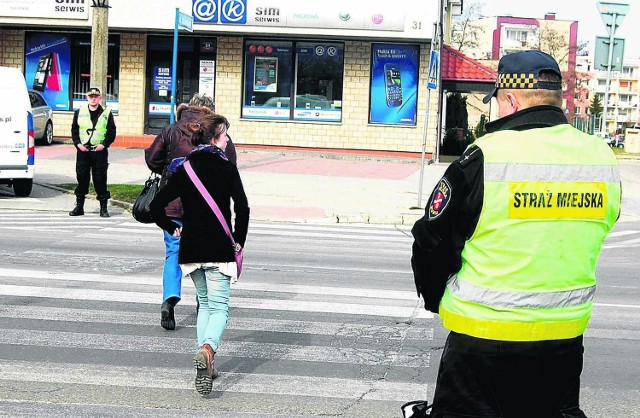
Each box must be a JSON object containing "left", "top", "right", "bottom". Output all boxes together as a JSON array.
[{"left": 411, "top": 147, "right": 484, "bottom": 313}]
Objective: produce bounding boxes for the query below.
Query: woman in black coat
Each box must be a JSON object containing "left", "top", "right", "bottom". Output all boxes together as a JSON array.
[{"left": 150, "top": 114, "right": 249, "bottom": 396}]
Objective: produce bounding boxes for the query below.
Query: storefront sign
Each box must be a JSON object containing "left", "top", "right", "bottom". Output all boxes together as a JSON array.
[
  {"left": 369, "top": 43, "right": 419, "bottom": 126},
  {"left": 153, "top": 67, "right": 172, "bottom": 90},
  {"left": 0, "top": 0, "right": 89, "bottom": 20},
  {"left": 24, "top": 33, "right": 71, "bottom": 110},
  {"left": 149, "top": 102, "right": 172, "bottom": 115},
  {"left": 193, "top": 0, "right": 412, "bottom": 33}
]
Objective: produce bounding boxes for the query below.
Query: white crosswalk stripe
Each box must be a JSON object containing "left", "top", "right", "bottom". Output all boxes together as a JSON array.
[{"left": 0, "top": 218, "right": 435, "bottom": 418}]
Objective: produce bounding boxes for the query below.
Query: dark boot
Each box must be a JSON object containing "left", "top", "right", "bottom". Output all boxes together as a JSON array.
[
  {"left": 69, "top": 197, "right": 85, "bottom": 216},
  {"left": 99, "top": 200, "right": 110, "bottom": 218},
  {"left": 160, "top": 297, "right": 178, "bottom": 330},
  {"left": 193, "top": 343, "right": 218, "bottom": 395}
]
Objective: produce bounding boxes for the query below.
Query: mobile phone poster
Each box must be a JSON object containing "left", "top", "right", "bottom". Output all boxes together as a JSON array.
[
  {"left": 24, "top": 33, "right": 71, "bottom": 110},
  {"left": 369, "top": 44, "right": 419, "bottom": 126}
]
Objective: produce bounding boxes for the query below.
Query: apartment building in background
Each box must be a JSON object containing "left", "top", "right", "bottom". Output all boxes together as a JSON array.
[
  {"left": 459, "top": 12, "right": 578, "bottom": 121},
  {"left": 574, "top": 56, "right": 640, "bottom": 134}
]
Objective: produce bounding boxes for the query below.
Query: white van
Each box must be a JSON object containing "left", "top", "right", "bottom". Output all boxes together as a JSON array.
[{"left": 0, "top": 66, "right": 35, "bottom": 197}]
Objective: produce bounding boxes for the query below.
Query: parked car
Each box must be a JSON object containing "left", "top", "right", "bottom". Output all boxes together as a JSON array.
[
  {"left": 612, "top": 135, "right": 625, "bottom": 148},
  {"left": 28, "top": 90, "right": 54, "bottom": 145}
]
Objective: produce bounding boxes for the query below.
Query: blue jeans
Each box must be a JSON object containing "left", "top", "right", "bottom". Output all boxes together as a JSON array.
[
  {"left": 189, "top": 266, "right": 231, "bottom": 351},
  {"left": 162, "top": 219, "right": 183, "bottom": 302}
]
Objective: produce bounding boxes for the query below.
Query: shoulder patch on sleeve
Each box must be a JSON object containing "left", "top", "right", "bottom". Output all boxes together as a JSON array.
[{"left": 428, "top": 178, "right": 452, "bottom": 220}]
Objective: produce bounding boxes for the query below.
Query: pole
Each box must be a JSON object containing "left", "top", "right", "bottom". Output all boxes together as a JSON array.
[
  {"left": 601, "top": 12, "right": 617, "bottom": 136},
  {"left": 417, "top": 23, "right": 440, "bottom": 208},
  {"left": 90, "top": 0, "right": 110, "bottom": 107},
  {"left": 434, "top": 0, "right": 445, "bottom": 163},
  {"left": 170, "top": 8, "right": 179, "bottom": 124},
  {"left": 417, "top": 88, "right": 433, "bottom": 208}
]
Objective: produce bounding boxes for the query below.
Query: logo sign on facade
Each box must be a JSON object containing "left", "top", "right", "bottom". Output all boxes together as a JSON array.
[
  {"left": 193, "top": 0, "right": 247, "bottom": 24},
  {"left": 0, "top": 0, "right": 89, "bottom": 20}
]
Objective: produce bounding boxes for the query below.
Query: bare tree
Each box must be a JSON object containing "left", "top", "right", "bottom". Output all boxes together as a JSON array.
[{"left": 450, "top": 0, "right": 484, "bottom": 53}]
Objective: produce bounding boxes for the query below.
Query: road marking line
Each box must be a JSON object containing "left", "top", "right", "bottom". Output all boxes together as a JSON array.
[{"left": 0, "top": 360, "right": 431, "bottom": 401}]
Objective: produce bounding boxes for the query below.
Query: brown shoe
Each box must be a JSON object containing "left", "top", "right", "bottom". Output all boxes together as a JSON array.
[{"left": 193, "top": 343, "right": 218, "bottom": 395}]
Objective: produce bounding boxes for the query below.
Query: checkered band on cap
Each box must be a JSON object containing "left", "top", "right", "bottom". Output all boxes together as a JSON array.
[{"left": 496, "top": 73, "right": 537, "bottom": 89}]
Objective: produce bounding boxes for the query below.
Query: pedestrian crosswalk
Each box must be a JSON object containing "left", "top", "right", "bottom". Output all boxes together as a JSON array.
[
  {"left": 2, "top": 210, "right": 639, "bottom": 416},
  {"left": 0, "top": 210, "right": 437, "bottom": 416}
]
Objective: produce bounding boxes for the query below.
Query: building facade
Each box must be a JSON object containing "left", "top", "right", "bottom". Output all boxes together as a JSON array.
[
  {"left": 461, "top": 13, "right": 578, "bottom": 121},
  {"left": 573, "top": 55, "right": 640, "bottom": 134},
  {"left": 0, "top": 0, "right": 444, "bottom": 153}
]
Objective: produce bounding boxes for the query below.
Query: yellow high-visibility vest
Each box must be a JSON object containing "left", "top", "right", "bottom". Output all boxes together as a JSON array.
[
  {"left": 78, "top": 105, "right": 111, "bottom": 145},
  {"left": 439, "top": 124, "right": 621, "bottom": 341}
]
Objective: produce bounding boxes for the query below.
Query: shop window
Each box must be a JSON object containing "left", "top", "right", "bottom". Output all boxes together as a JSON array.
[
  {"left": 24, "top": 32, "right": 120, "bottom": 112},
  {"left": 241, "top": 39, "right": 344, "bottom": 122},
  {"left": 72, "top": 35, "right": 120, "bottom": 111}
]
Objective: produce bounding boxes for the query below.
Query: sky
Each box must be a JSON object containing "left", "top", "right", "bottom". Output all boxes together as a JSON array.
[{"left": 478, "top": 0, "right": 640, "bottom": 59}]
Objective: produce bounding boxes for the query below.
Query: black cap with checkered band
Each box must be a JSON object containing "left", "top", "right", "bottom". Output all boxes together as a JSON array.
[{"left": 483, "top": 50, "right": 562, "bottom": 104}]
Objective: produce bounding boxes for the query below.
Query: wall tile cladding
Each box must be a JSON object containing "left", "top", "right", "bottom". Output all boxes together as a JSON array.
[{"left": 216, "top": 39, "right": 437, "bottom": 153}]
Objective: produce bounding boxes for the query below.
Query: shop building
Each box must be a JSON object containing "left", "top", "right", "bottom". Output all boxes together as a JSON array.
[{"left": 0, "top": 0, "right": 442, "bottom": 154}]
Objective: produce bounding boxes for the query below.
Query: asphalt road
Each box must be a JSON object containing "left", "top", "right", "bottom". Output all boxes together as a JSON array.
[{"left": 0, "top": 209, "right": 639, "bottom": 416}]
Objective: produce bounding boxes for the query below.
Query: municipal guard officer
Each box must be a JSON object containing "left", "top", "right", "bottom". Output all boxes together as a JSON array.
[
  {"left": 410, "top": 50, "right": 621, "bottom": 417},
  {"left": 69, "top": 87, "right": 116, "bottom": 217}
]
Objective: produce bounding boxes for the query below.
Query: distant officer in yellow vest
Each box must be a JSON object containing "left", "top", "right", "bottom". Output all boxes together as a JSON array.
[
  {"left": 69, "top": 87, "right": 116, "bottom": 217},
  {"left": 411, "top": 50, "right": 621, "bottom": 418}
]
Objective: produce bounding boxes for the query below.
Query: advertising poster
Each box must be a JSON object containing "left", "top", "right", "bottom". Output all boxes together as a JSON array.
[
  {"left": 369, "top": 44, "right": 419, "bottom": 125},
  {"left": 24, "top": 33, "right": 71, "bottom": 110},
  {"left": 199, "top": 60, "right": 215, "bottom": 98},
  {"left": 254, "top": 56, "right": 278, "bottom": 92}
]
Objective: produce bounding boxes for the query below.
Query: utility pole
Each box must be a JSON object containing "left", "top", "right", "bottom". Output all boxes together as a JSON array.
[{"left": 90, "top": 0, "right": 110, "bottom": 106}]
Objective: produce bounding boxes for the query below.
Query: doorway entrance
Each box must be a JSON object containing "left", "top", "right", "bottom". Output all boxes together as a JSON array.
[{"left": 145, "top": 36, "right": 216, "bottom": 135}]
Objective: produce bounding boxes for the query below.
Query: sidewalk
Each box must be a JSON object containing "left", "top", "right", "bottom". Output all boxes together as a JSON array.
[
  {"left": 2, "top": 142, "right": 639, "bottom": 224},
  {"left": 0, "top": 143, "right": 447, "bottom": 225}
]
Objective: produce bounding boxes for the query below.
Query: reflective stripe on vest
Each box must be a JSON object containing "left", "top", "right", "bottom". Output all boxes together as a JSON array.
[
  {"left": 438, "top": 124, "right": 621, "bottom": 342},
  {"left": 78, "top": 106, "right": 111, "bottom": 145},
  {"left": 447, "top": 274, "right": 595, "bottom": 309},
  {"left": 485, "top": 163, "right": 620, "bottom": 182}
]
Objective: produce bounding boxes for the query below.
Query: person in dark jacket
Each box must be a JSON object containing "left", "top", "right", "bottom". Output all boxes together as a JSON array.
[
  {"left": 69, "top": 87, "right": 116, "bottom": 218},
  {"left": 145, "top": 93, "right": 236, "bottom": 330},
  {"left": 410, "top": 50, "right": 620, "bottom": 418},
  {"left": 150, "top": 113, "right": 249, "bottom": 396}
]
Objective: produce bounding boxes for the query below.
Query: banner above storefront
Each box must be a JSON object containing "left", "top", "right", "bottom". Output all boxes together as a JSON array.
[
  {"left": 0, "top": 0, "right": 89, "bottom": 20},
  {"left": 190, "top": 0, "right": 433, "bottom": 39}
]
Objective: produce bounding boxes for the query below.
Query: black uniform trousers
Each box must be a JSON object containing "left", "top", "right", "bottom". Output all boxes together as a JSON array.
[
  {"left": 74, "top": 148, "right": 110, "bottom": 201},
  {"left": 431, "top": 332, "right": 587, "bottom": 418}
]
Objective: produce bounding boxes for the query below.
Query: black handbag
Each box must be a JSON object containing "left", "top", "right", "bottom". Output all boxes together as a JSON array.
[{"left": 132, "top": 173, "right": 160, "bottom": 223}]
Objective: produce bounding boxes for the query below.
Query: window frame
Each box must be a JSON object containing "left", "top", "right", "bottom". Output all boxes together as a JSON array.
[{"left": 240, "top": 38, "right": 345, "bottom": 123}]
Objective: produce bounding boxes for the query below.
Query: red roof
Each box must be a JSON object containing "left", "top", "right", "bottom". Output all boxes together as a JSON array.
[{"left": 441, "top": 45, "right": 497, "bottom": 83}]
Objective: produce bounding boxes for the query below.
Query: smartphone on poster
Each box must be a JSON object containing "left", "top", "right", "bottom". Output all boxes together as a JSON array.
[
  {"left": 384, "top": 63, "right": 403, "bottom": 108},
  {"left": 33, "top": 53, "right": 53, "bottom": 92}
]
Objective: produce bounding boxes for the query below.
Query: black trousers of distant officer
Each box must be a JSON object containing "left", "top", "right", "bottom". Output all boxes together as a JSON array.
[
  {"left": 430, "top": 332, "right": 587, "bottom": 418},
  {"left": 74, "top": 148, "right": 111, "bottom": 201}
]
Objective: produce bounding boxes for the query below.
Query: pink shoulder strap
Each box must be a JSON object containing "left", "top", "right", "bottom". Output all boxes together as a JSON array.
[{"left": 184, "top": 160, "right": 236, "bottom": 246}]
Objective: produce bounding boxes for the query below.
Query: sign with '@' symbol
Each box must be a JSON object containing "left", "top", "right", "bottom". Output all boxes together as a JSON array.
[{"left": 192, "top": 0, "right": 247, "bottom": 24}]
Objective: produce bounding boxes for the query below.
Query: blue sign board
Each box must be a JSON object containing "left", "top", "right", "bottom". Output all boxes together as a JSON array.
[
  {"left": 154, "top": 67, "right": 172, "bottom": 90},
  {"left": 193, "top": 0, "right": 246, "bottom": 24}
]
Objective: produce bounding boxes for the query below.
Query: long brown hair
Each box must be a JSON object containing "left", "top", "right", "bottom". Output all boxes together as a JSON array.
[{"left": 186, "top": 114, "right": 230, "bottom": 146}]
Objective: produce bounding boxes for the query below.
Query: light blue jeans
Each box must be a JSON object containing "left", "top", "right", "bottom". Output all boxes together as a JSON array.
[
  {"left": 162, "top": 219, "right": 183, "bottom": 302},
  {"left": 189, "top": 266, "right": 231, "bottom": 351}
]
